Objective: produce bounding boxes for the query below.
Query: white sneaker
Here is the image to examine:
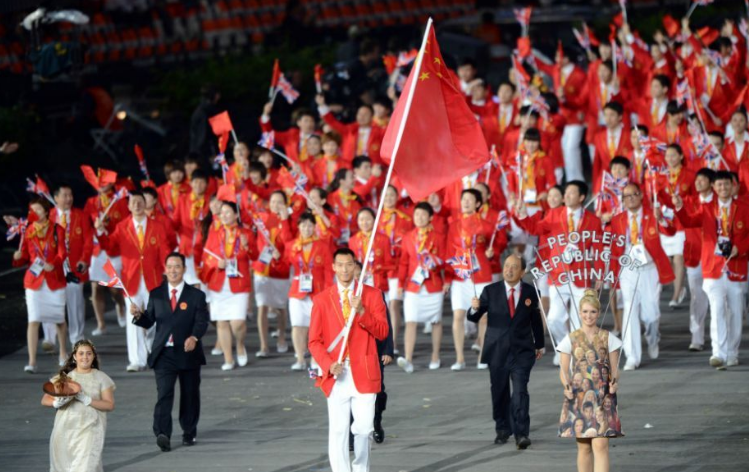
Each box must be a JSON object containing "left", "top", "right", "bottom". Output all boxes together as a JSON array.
[
  {"left": 255, "top": 350, "right": 270, "bottom": 358},
  {"left": 393, "top": 348, "right": 400, "bottom": 356},
  {"left": 450, "top": 362, "right": 466, "bottom": 371},
  {"left": 291, "top": 362, "right": 307, "bottom": 371},
  {"left": 709, "top": 356, "right": 724, "bottom": 368},
  {"left": 276, "top": 342, "right": 289, "bottom": 354},
  {"left": 397, "top": 357, "right": 414, "bottom": 374},
  {"left": 668, "top": 299, "right": 679, "bottom": 309},
  {"left": 237, "top": 353, "right": 248, "bottom": 367},
  {"left": 270, "top": 329, "right": 279, "bottom": 338},
  {"left": 41, "top": 340, "right": 55, "bottom": 353},
  {"left": 91, "top": 327, "right": 106, "bottom": 336},
  {"left": 58, "top": 358, "right": 66, "bottom": 367},
  {"left": 423, "top": 323, "right": 433, "bottom": 334},
  {"left": 553, "top": 352, "right": 560, "bottom": 366},
  {"left": 471, "top": 343, "right": 481, "bottom": 353},
  {"left": 126, "top": 364, "right": 144, "bottom": 372},
  {"left": 24, "top": 365, "right": 36, "bottom": 374},
  {"left": 726, "top": 358, "right": 739, "bottom": 367},
  {"left": 211, "top": 348, "right": 223, "bottom": 356},
  {"left": 428, "top": 359, "right": 441, "bottom": 370},
  {"left": 477, "top": 362, "right": 489, "bottom": 370},
  {"left": 221, "top": 362, "right": 235, "bottom": 371},
  {"left": 688, "top": 344, "right": 703, "bottom": 352},
  {"left": 117, "top": 315, "right": 127, "bottom": 328},
  {"left": 623, "top": 360, "right": 637, "bottom": 371},
  {"left": 648, "top": 343, "right": 659, "bottom": 360}
]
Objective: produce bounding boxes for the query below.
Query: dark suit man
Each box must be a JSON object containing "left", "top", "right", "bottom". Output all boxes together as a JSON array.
[
  {"left": 132, "top": 252, "right": 209, "bottom": 452},
  {"left": 467, "top": 255, "right": 545, "bottom": 450}
]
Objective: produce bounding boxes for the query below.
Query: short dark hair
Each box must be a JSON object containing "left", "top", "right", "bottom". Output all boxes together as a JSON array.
[
  {"left": 53, "top": 182, "right": 73, "bottom": 196},
  {"left": 298, "top": 211, "right": 316, "bottom": 225},
  {"left": 165, "top": 252, "right": 186, "bottom": 266},
  {"left": 352, "top": 155, "right": 373, "bottom": 169},
  {"left": 190, "top": 169, "right": 208, "bottom": 182},
  {"left": 610, "top": 156, "right": 631, "bottom": 170},
  {"left": 714, "top": 170, "right": 733, "bottom": 183},
  {"left": 293, "top": 108, "right": 315, "bottom": 123},
  {"left": 221, "top": 201, "right": 239, "bottom": 214},
  {"left": 708, "top": 131, "right": 724, "bottom": 142},
  {"left": 518, "top": 105, "right": 540, "bottom": 119},
  {"left": 652, "top": 74, "right": 670, "bottom": 90},
  {"left": 666, "top": 143, "right": 684, "bottom": 156},
  {"left": 128, "top": 190, "right": 145, "bottom": 201},
  {"left": 498, "top": 81, "right": 515, "bottom": 93},
  {"left": 565, "top": 180, "right": 588, "bottom": 199},
  {"left": 142, "top": 187, "right": 158, "bottom": 199},
  {"left": 523, "top": 128, "right": 541, "bottom": 142},
  {"left": 357, "top": 207, "right": 376, "bottom": 220},
  {"left": 461, "top": 188, "right": 483, "bottom": 207},
  {"left": 414, "top": 201, "right": 434, "bottom": 217},
  {"left": 634, "top": 124, "right": 649, "bottom": 136},
  {"left": 248, "top": 162, "right": 267, "bottom": 179},
  {"left": 270, "top": 190, "right": 288, "bottom": 204},
  {"left": 333, "top": 247, "right": 356, "bottom": 262},
  {"left": 459, "top": 58, "right": 477, "bottom": 69},
  {"left": 603, "top": 101, "right": 623, "bottom": 116},
  {"left": 666, "top": 100, "right": 685, "bottom": 115},
  {"left": 696, "top": 167, "right": 716, "bottom": 182}
]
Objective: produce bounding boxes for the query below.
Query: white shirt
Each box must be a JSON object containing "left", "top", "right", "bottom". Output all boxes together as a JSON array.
[
  {"left": 56, "top": 208, "right": 71, "bottom": 226},
  {"left": 505, "top": 281, "right": 521, "bottom": 309},
  {"left": 699, "top": 192, "right": 714, "bottom": 204},
  {"left": 356, "top": 127, "right": 371, "bottom": 155},
  {"left": 561, "top": 63, "right": 574, "bottom": 82},
  {"left": 165, "top": 280, "right": 185, "bottom": 347},
  {"left": 337, "top": 280, "right": 355, "bottom": 313},
  {"left": 650, "top": 99, "right": 667, "bottom": 124},
  {"left": 718, "top": 198, "right": 732, "bottom": 213},
  {"left": 133, "top": 216, "right": 148, "bottom": 236},
  {"left": 498, "top": 104, "right": 513, "bottom": 129},
  {"left": 567, "top": 207, "right": 582, "bottom": 231},
  {"left": 626, "top": 208, "right": 643, "bottom": 245},
  {"left": 606, "top": 125, "right": 623, "bottom": 153},
  {"left": 728, "top": 131, "right": 749, "bottom": 161}
]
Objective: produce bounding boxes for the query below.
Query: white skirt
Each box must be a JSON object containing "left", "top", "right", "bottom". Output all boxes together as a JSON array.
[
  {"left": 451, "top": 279, "right": 490, "bottom": 312},
  {"left": 253, "top": 274, "right": 291, "bottom": 309},
  {"left": 26, "top": 281, "right": 66, "bottom": 324},
  {"left": 184, "top": 255, "right": 200, "bottom": 286},
  {"left": 404, "top": 287, "right": 443, "bottom": 324},
  {"left": 289, "top": 296, "right": 313, "bottom": 327},
  {"left": 89, "top": 253, "right": 121, "bottom": 283},
  {"left": 209, "top": 278, "right": 250, "bottom": 321},
  {"left": 388, "top": 278, "right": 402, "bottom": 301},
  {"left": 660, "top": 231, "right": 685, "bottom": 257}
]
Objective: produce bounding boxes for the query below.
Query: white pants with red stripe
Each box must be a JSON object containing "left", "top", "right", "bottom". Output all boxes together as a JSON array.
[
  {"left": 327, "top": 361, "right": 376, "bottom": 472},
  {"left": 620, "top": 263, "right": 661, "bottom": 367},
  {"left": 703, "top": 274, "right": 745, "bottom": 362},
  {"left": 124, "top": 277, "right": 152, "bottom": 368},
  {"left": 686, "top": 265, "right": 709, "bottom": 347}
]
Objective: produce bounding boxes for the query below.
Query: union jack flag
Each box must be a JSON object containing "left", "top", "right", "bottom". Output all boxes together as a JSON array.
[
  {"left": 26, "top": 176, "right": 50, "bottom": 197},
  {"left": 514, "top": 7, "right": 532, "bottom": 28},
  {"left": 134, "top": 144, "right": 151, "bottom": 182},
  {"left": 495, "top": 210, "right": 510, "bottom": 231},
  {"left": 638, "top": 135, "right": 668, "bottom": 155},
  {"left": 214, "top": 154, "right": 230, "bottom": 180},
  {"left": 396, "top": 49, "right": 418, "bottom": 68},
  {"left": 276, "top": 74, "right": 300, "bottom": 104},
  {"left": 611, "top": 41, "right": 632, "bottom": 67},
  {"left": 573, "top": 27, "right": 590, "bottom": 51},
  {"left": 447, "top": 254, "right": 478, "bottom": 281},
  {"left": 6, "top": 217, "right": 27, "bottom": 241},
  {"left": 529, "top": 93, "right": 550, "bottom": 117},
  {"left": 602, "top": 171, "right": 627, "bottom": 196},
  {"left": 258, "top": 131, "right": 275, "bottom": 149},
  {"left": 419, "top": 251, "right": 442, "bottom": 271},
  {"left": 676, "top": 81, "right": 694, "bottom": 112},
  {"left": 703, "top": 49, "right": 723, "bottom": 68}
]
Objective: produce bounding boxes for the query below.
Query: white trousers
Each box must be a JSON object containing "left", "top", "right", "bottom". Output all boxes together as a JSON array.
[
  {"left": 620, "top": 264, "right": 661, "bottom": 367},
  {"left": 686, "top": 265, "right": 709, "bottom": 346},
  {"left": 327, "top": 362, "right": 376, "bottom": 472},
  {"left": 43, "top": 282, "right": 85, "bottom": 346},
  {"left": 703, "top": 274, "right": 745, "bottom": 361},
  {"left": 547, "top": 282, "right": 586, "bottom": 347},
  {"left": 124, "top": 277, "right": 152, "bottom": 367},
  {"left": 561, "top": 124, "right": 585, "bottom": 182}
]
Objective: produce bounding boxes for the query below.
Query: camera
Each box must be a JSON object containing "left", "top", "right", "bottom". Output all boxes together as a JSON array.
[
  {"left": 65, "top": 272, "right": 81, "bottom": 284},
  {"left": 717, "top": 239, "right": 733, "bottom": 258}
]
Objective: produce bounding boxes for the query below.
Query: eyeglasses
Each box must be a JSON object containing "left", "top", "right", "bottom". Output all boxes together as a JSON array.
[{"left": 622, "top": 193, "right": 641, "bottom": 200}]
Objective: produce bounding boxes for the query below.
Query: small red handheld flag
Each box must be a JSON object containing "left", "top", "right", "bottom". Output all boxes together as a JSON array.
[{"left": 208, "top": 111, "right": 234, "bottom": 136}]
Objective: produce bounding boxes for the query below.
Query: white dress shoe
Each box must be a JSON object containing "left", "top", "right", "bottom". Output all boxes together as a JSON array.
[
  {"left": 24, "top": 365, "right": 37, "bottom": 374},
  {"left": 237, "top": 353, "right": 248, "bottom": 367},
  {"left": 428, "top": 359, "right": 441, "bottom": 370},
  {"left": 221, "top": 362, "right": 235, "bottom": 371},
  {"left": 255, "top": 350, "right": 270, "bottom": 358},
  {"left": 91, "top": 327, "right": 106, "bottom": 336},
  {"left": 126, "top": 364, "right": 144, "bottom": 372},
  {"left": 397, "top": 357, "right": 414, "bottom": 373},
  {"left": 726, "top": 358, "right": 739, "bottom": 367},
  {"left": 647, "top": 343, "right": 659, "bottom": 360},
  {"left": 211, "top": 348, "right": 223, "bottom": 356},
  {"left": 117, "top": 315, "right": 127, "bottom": 328},
  {"left": 477, "top": 362, "right": 489, "bottom": 370},
  {"left": 688, "top": 344, "right": 703, "bottom": 352},
  {"left": 623, "top": 360, "right": 637, "bottom": 371},
  {"left": 709, "top": 356, "right": 724, "bottom": 368},
  {"left": 291, "top": 362, "right": 307, "bottom": 371},
  {"left": 471, "top": 343, "right": 481, "bottom": 353},
  {"left": 41, "top": 340, "right": 55, "bottom": 353},
  {"left": 276, "top": 342, "right": 289, "bottom": 354},
  {"left": 450, "top": 362, "right": 466, "bottom": 371}
]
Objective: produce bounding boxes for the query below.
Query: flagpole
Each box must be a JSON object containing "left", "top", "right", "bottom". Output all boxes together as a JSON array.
[{"left": 331, "top": 17, "right": 434, "bottom": 373}]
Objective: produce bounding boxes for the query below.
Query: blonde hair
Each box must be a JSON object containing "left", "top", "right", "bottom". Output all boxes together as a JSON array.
[{"left": 579, "top": 289, "right": 600, "bottom": 312}]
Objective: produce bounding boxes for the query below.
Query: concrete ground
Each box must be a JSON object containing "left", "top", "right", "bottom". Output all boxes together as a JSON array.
[{"left": 1, "top": 287, "right": 748, "bottom": 472}]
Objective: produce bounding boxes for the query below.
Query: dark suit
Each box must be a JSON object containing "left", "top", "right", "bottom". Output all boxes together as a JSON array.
[
  {"left": 375, "top": 294, "right": 394, "bottom": 424},
  {"left": 467, "top": 281, "right": 545, "bottom": 439},
  {"left": 134, "top": 282, "right": 209, "bottom": 441}
]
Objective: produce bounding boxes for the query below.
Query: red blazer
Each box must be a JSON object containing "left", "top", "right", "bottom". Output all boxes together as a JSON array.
[
  {"left": 634, "top": 97, "right": 668, "bottom": 130},
  {"left": 311, "top": 155, "right": 342, "bottom": 189},
  {"left": 348, "top": 231, "right": 393, "bottom": 292},
  {"left": 321, "top": 112, "right": 386, "bottom": 166},
  {"left": 202, "top": 226, "right": 259, "bottom": 292},
  {"left": 677, "top": 199, "right": 749, "bottom": 281},
  {"left": 505, "top": 151, "right": 556, "bottom": 206},
  {"left": 397, "top": 227, "right": 445, "bottom": 293},
  {"left": 651, "top": 121, "right": 698, "bottom": 169},
  {"left": 473, "top": 100, "right": 519, "bottom": 151},
  {"left": 172, "top": 192, "right": 209, "bottom": 257},
  {"left": 609, "top": 209, "right": 676, "bottom": 285},
  {"left": 479, "top": 205, "right": 509, "bottom": 274},
  {"left": 445, "top": 213, "right": 494, "bottom": 284},
  {"left": 284, "top": 237, "right": 334, "bottom": 299},
  {"left": 328, "top": 190, "right": 361, "bottom": 241},
  {"left": 259, "top": 119, "right": 314, "bottom": 164},
  {"left": 237, "top": 187, "right": 268, "bottom": 226},
  {"left": 655, "top": 167, "right": 696, "bottom": 231},
  {"left": 308, "top": 283, "right": 389, "bottom": 397},
  {"left": 97, "top": 216, "right": 172, "bottom": 294},
  {"left": 540, "top": 113, "right": 567, "bottom": 171},
  {"left": 157, "top": 181, "right": 191, "bottom": 218},
  {"left": 252, "top": 213, "right": 293, "bottom": 278},
  {"left": 50, "top": 209, "right": 94, "bottom": 283},
  {"left": 13, "top": 223, "right": 67, "bottom": 290},
  {"left": 83, "top": 193, "right": 129, "bottom": 257},
  {"left": 691, "top": 65, "right": 734, "bottom": 132},
  {"left": 592, "top": 127, "right": 632, "bottom": 193},
  {"left": 353, "top": 175, "right": 384, "bottom": 209},
  {"left": 536, "top": 60, "right": 588, "bottom": 125},
  {"left": 514, "top": 207, "right": 604, "bottom": 288},
  {"left": 149, "top": 211, "right": 178, "bottom": 252},
  {"left": 378, "top": 208, "right": 413, "bottom": 278},
  {"left": 682, "top": 194, "right": 711, "bottom": 268},
  {"left": 585, "top": 80, "right": 626, "bottom": 136},
  {"left": 723, "top": 137, "right": 749, "bottom": 177}
]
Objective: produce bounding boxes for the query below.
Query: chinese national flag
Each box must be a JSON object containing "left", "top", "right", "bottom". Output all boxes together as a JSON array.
[
  {"left": 381, "top": 22, "right": 489, "bottom": 202},
  {"left": 208, "top": 111, "right": 234, "bottom": 136}
]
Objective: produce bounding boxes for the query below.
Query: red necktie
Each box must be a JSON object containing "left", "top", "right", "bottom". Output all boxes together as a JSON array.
[
  {"left": 171, "top": 288, "right": 178, "bottom": 311},
  {"left": 508, "top": 287, "right": 516, "bottom": 318}
]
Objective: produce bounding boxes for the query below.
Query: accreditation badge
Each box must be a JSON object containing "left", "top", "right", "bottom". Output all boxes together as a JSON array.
[
  {"left": 299, "top": 273, "right": 313, "bottom": 293},
  {"left": 363, "top": 271, "right": 375, "bottom": 287},
  {"left": 523, "top": 188, "right": 538, "bottom": 204},
  {"left": 29, "top": 257, "right": 45, "bottom": 277},
  {"left": 226, "top": 258, "right": 240, "bottom": 278},
  {"left": 410, "top": 267, "right": 428, "bottom": 286},
  {"left": 63, "top": 259, "right": 71, "bottom": 276},
  {"left": 258, "top": 246, "right": 274, "bottom": 265},
  {"left": 630, "top": 243, "right": 648, "bottom": 266}
]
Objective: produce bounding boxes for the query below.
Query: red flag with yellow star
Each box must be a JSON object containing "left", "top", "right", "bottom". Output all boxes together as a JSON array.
[{"left": 381, "top": 21, "right": 489, "bottom": 202}]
